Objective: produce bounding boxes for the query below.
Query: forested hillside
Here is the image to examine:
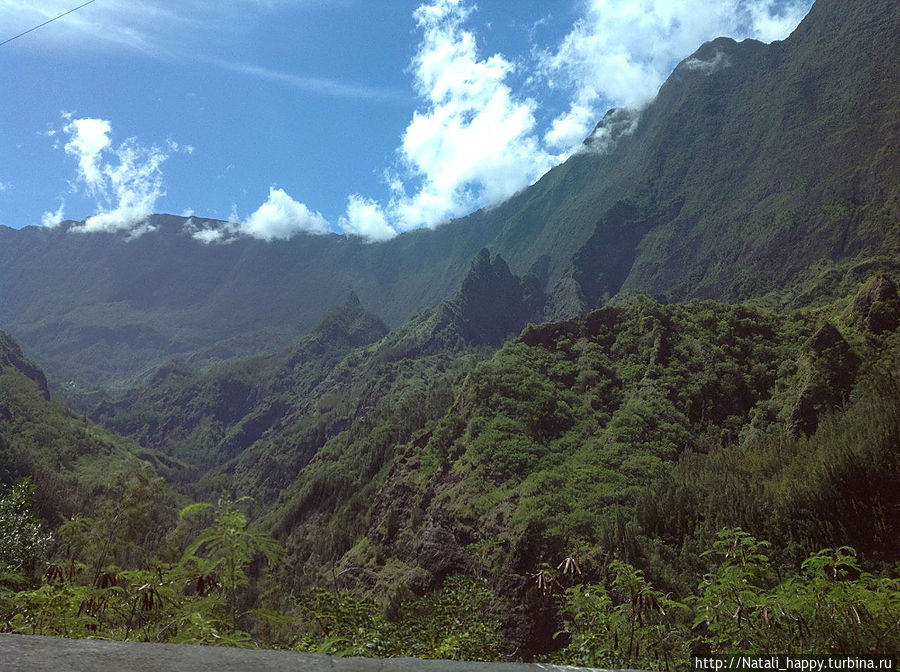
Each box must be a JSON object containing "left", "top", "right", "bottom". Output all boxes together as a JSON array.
[
  {"left": 254, "top": 273, "right": 900, "bottom": 656},
  {"left": 0, "top": 331, "right": 176, "bottom": 524},
  {"left": 3, "top": 271, "right": 898, "bottom": 665}
]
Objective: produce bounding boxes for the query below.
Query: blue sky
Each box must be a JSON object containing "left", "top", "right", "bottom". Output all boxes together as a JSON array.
[{"left": 0, "top": 0, "right": 813, "bottom": 241}]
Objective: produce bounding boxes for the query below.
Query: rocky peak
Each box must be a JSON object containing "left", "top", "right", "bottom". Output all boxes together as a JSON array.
[{"left": 454, "top": 249, "right": 532, "bottom": 345}]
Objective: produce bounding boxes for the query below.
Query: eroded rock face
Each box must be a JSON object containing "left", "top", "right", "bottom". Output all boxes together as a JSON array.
[
  {"left": 853, "top": 274, "right": 900, "bottom": 335},
  {"left": 0, "top": 331, "right": 50, "bottom": 400},
  {"left": 412, "top": 522, "right": 471, "bottom": 581}
]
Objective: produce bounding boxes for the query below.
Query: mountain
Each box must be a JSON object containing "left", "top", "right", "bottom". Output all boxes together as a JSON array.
[
  {"left": 0, "top": 332, "right": 49, "bottom": 401},
  {"left": 2, "top": 0, "right": 898, "bottom": 388},
  {"left": 93, "top": 251, "right": 535, "bottom": 504},
  {"left": 91, "top": 292, "right": 389, "bottom": 477},
  {"left": 265, "top": 274, "right": 900, "bottom": 655}
]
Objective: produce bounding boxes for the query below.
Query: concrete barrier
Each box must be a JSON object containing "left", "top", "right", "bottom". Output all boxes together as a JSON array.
[{"left": 0, "top": 634, "right": 615, "bottom": 671}]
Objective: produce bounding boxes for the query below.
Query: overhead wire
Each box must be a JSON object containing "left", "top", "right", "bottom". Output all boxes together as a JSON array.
[{"left": 0, "top": 0, "right": 98, "bottom": 48}]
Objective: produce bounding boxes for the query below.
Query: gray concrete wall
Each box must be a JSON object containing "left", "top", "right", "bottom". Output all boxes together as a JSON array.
[{"left": 0, "top": 634, "right": 616, "bottom": 671}]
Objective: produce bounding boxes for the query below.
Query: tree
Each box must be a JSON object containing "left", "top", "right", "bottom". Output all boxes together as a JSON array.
[
  {"left": 180, "top": 497, "right": 283, "bottom": 633},
  {"left": 0, "top": 478, "right": 49, "bottom": 583}
]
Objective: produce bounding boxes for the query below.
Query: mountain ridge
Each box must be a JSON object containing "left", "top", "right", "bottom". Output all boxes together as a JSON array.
[{"left": 1, "top": 0, "right": 897, "bottom": 390}]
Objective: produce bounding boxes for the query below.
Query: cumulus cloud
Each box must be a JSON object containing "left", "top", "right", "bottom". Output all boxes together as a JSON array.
[
  {"left": 339, "top": 195, "right": 396, "bottom": 241},
  {"left": 39, "top": 0, "right": 812, "bottom": 245},
  {"left": 200, "top": 0, "right": 563, "bottom": 242},
  {"left": 188, "top": 187, "right": 330, "bottom": 243},
  {"left": 387, "top": 0, "right": 556, "bottom": 231},
  {"left": 50, "top": 114, "right": 187, "bottom": 234},
  {"left": 364, "top": 0, "right": 810, "bottom": 234},
  {"left": 238, "top": 187, "right": 329, "bottom": 240},
  {"left": 543, "top": 102, "right": 597, "bottom": 152},
  {"left": 745, "top": 0, "right": 812, "bottom": 42},
  {"left": 41, "top": 200, "right": 66, "bottom": 227},
  {"left": 189, "top": 190, "right": 400, "bottom": 245},
  {"left": 538, "top": 0, "right": 813, "bottom": 153},
  {"left": 198, "top": 0, "right": 811, "bottom": 243},
  {"left": 63, "top": 117, "right": 111, "bottom": 190}
]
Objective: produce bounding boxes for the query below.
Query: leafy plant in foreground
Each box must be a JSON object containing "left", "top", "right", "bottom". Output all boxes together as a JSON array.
[{"left": 180, "top": 497, "right": 284, "bottom": 634}]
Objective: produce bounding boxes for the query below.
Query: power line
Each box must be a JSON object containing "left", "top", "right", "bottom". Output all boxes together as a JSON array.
[{"left": 0, "top": 0, "right": 98, "bottom": 48}]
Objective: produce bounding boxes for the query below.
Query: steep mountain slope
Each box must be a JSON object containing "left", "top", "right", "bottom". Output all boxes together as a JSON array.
[
  {"left": 0, "top": 330, "right": 173, "bottom": 526},
  {"left": 2, "top": 0, "right": 897, "bottom": 387},
  {"left": 95, "top": 251, "right": 536, "bottom": 506},
  {"left": 278, "top": 273, "right": 900, "bottom": 654},
  {"left": 0, "top": 0, "right": 897, "bottom": 658},
  {"left": 92, "top": 293, "right": 389, "bottom": 476}
]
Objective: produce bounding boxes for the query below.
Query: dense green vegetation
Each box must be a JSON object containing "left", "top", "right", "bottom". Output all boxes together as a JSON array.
[
  {"left": 0, "top": 330, "right": 179, "bottom": 525},
  {"left": 243, "top": 273, "right": 899, "bottom": 660},
  {"left": 91, "top": 292, "right": 389, "bottom": 477},
  {"left": 548, "top": 530, "right": 900, "bottom": 669},
  {"left": 5, "top": 265, "right": 897, "bottom": 665},
  {"left": 2, "top": 478, "right": 896, "bottom": 667},
  {"left": 91, "top": 251, "right": 531, "bottom": 508}
]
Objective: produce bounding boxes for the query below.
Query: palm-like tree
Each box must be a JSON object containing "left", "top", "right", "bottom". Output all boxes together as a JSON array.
[{"left": 180, "top": 497, "right": 283, "bottom": 632}]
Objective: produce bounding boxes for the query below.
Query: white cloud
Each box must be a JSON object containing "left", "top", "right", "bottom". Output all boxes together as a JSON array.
[
  {"left": 745, "top": 0, "right": 812, "bottom": 43},
  {"left": 681, "top": 50, "right": 731, "bottom": 75},
  {"left": 339, "top": 195, "right": 396, "bottom": 241},
  {"left": 202, "top": 0, "right": 812, "bottom": 242},
  {"left": 37, "top": 0, "right": 813, "bottom": 244},
  {"left": 0, "top": 180, "right": 11, "bottom": 192},
  {"left": 0, "top": 1, "right": 281, "bottom": 53},
  {"left": 538, "top": 0, "right": 813, "bottom": 154},
  {"left": 543, "top": 103, "right": 596, "bottom": 152},
  {"left": 239, "top": 187, "right": 329, "bottom": 240},
  {"left": 63, "top": 116, "right": 111, "bottom": 191},
  {"left": 583, "top": 108, "right": 641, "bottom": 154},
  {"left": 367, "top": 0, "right": 811, "bottom": 234},
  {"left": 0, "top": 1, "right": 368, "bottom": 67},
  {"left": 386, "top": 0, "right": 556, "bottom": 231},
  {"left": 41, "top": 200, "right": 66, "bottom": 227},
  {"left": 188, "top": 187, "right": 330, "bottom": 243},
  {"left": 201, "top": 58, "right": 409, "bottom": 104},
  {"left": 0, "top": 0, "right": 181, "bottom": 54},
  {"left": 186, "top": 218, "right": 228, "bottom": 244},
  {"left": 202, "top": 0, "right": 563, "bottom": 242},
  {"left": 52, "top": 115, "right": 187, "bottom": 234}
]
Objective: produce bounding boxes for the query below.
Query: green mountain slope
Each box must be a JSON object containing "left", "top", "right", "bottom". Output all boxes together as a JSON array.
[
  {"left": 2, "top": 0, "right": 897, "bottom": 387},
  {"left": 92, "top": 293, "right": 389, "bottom": 476},
  {"left": 275, "top": 274, "right": 900, "bottom": 655},
  {"left": 0, "top": 330, "right": 174, "bottom": 527},
  {"left": 94, "top": 251, "right": 536, "bottom": 507}
]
